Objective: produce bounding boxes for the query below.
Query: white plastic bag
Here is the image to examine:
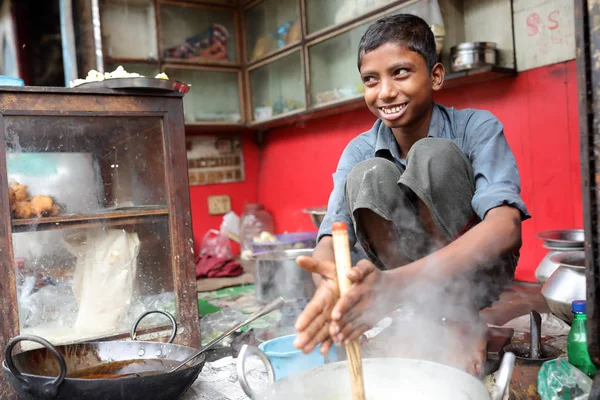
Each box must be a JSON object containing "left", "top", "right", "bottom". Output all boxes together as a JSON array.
[
  {"left": 64, "top": 228, "right": 140, "bottom": 335},
  {"left": 200, "top": 221, "right": 233, "bottom": 259}
]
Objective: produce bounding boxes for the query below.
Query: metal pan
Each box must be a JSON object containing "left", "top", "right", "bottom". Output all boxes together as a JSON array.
[
  {"left": 2, "top": 311, "right": 204, "bottom": 400},
  {"left": 75, "top": 78, "right": 190, "bottom": 94}
]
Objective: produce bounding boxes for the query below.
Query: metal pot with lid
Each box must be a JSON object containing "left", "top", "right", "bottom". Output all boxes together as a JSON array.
[
  {"left": 541, "top": 251, "right": 586, "bottom": 323},
  {"left": 535, "top": 229, "right": 585, "bottom": 284},
  {"left": 237, "top": 345, "right": 516, "bottom": 400}
]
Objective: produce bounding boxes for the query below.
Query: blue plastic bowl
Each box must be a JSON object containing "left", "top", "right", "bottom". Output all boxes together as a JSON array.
[
  {"left": 258, "top": 334, "right": 337, "bottom": 380},
  {"left": 0, "top": 76, "right": 24, "bottom": 86}
]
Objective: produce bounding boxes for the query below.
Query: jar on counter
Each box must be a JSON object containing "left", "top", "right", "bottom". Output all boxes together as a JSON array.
[{"left": 240, "top": 203, "right": 274, "bottom": 259}]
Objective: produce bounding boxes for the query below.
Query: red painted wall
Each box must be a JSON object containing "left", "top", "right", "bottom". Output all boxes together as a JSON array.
[
  {"left": 255, "top": 61, "right": 583, "bottom": 282},
  {"left": 188, "top": 131, "right": 260, "bottom": 255}
]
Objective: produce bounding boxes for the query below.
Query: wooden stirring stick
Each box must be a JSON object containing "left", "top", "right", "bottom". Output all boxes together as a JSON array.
[{"left": 332, "top": 221, "right": 366, "bottom": 400}]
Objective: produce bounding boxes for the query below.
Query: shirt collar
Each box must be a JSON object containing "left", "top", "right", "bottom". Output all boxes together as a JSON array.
[
  {"left": 427, "top": 104, "right": 445, "bottom": 138},
  {"left": 374, "top": 104, "right": 445, "bottom": 158}
]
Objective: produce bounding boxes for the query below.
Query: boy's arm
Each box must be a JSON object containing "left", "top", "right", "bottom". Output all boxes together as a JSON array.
[{"left": 329, "top": 203, "right": 522, "bottom": 344}]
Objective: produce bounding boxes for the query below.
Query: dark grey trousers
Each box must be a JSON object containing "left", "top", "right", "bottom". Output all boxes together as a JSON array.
[{"left": 345, "top": 138, "right": 516, "bottom": 310}]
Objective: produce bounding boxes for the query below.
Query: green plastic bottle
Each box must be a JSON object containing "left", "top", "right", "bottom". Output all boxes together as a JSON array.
[{"left": 567, "top": 300, "right": 597, "bottom": 377}]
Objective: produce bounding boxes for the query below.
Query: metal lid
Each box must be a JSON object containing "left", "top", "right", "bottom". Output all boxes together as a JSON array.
[
  {"left": 572, "top": 300, "right": 586, "bottom": 314},
  {"left": 536, "top": 229, "right": 585, "bottom": 249},
  {"left": 451, "top": 42, "right": 497, "bottom": 51}
]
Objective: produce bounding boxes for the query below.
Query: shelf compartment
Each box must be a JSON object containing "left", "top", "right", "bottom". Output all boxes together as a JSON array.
[
  {"left": 307, "top": 24, "right": 367, "bottom": 107},
  {"left": 164, "top": 66, "right": 243, "bottom": 123},
  {"left": 100, "top": 0, "right": 158, "bottom": 60},
  {"left": 244, "top": 0, "right": 301, "bottom": 63},
  {"left": 159, "top": 2, "right": 238, "bottom": 64},
  {"left": 13, "top": 214, "right": 176, "bottom": 345},
  {"left": 248, "top": 50, "right": 305, "bottom": 122},
  {"left": 4, "top": 115, "right": 169, "bottom": 216},
  {"left": 305, "top": 0, "right": 407, "bottom": 37}
]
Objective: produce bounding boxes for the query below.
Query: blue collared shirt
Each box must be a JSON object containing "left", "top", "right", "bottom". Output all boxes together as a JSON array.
[{"left": 318, "top": 103, "right": 531, "bottom": 246}]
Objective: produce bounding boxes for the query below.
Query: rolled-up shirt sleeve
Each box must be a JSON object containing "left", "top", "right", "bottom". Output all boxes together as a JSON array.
[
  {"left": 318, "top": 142, "right": 364, "bottom": 246},
  {"left": 467, "top": 111, "right": 531, "bottom": 221}
]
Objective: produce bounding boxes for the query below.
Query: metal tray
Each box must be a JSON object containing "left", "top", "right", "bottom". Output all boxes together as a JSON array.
[
  {"left": 75, "top": 78, "right": 190, "bottom": 94},
  {"left": 536, "top": 229, "right": 585, "bottom": 248}
]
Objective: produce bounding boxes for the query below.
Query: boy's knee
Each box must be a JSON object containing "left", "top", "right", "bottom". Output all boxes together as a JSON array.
[
  {"left": 346, "top": 158, "right": 400, "bottom": 194},
  {"left": 406, "top": 138, "right": 473, "bottom": 184},
  {"left": 347, "top": 158, "right": 398, "bottom": 181},
  {"left": 408, "top": 138, "right": 463, "bottom": 163}
]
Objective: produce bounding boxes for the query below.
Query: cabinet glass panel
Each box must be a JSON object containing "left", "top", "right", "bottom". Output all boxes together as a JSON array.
[
  {"left": 309, "top": 25, "right": 368, "bottom": 106},
  {"left": 105, "top": 62, "right": 160, "bottom": 78},
  {"left": 4, "top": 116, "right": 167, "bottom": 216},
  {"left": 14, "top": 216, "right": 175, "bottom": 344},
  {"left": 100, "top": 0, "right": 158, "bottom": 59},
  {"left": 160, "top": 4, "right": 237, "bottom": 63},
  {"left": 249, "top": 51, "right": 305, "bottom": 121},
  {"left": 165, "top": 68, "right": 241, "bottom": 123},
  {"left": 245, "top": 0, "right": 300, "bottom": 62},
  {"left": 305, "top": 0, "right": 395, "bottom": 34}
]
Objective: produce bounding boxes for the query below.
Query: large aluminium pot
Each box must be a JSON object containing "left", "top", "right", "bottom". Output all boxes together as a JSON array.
[
  {"left": 535, "top": 229, "right": 585, "bottom": 284},
  {"left": 237, "top": 345, "right": 515, "bottom": 400},
  {"left": 541, "top": 251, "right": 586, "bottom": 323},
  {"left": 251, "top": 248, "right": 316, "bottom": 303},
  {"left": 2, "top": 311, "right": 205, "bottom": 400}
]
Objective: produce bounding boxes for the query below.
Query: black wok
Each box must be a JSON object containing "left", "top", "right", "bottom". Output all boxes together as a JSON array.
[{"left": 2, "top": 311, "right": 205, "bottom": 400}]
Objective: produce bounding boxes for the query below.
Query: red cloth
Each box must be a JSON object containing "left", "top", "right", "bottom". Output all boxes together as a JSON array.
[{"left": 195, "top": 254, "right": 243, "bottom": 279}]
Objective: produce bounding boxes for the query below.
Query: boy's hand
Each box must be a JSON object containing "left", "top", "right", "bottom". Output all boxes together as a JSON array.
[
  {"left": 293, "top": 256, "right": 339, "bottom": 355},
  {"left": 330, "top": 260, "right": 393, "bottom": 345}
]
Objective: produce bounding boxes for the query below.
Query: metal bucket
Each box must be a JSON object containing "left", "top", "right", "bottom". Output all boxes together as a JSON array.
[{"left": 250, "top": 249, "right": 316, "bottom": 303}]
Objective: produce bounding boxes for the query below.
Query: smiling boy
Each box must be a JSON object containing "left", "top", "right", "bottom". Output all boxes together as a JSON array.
[{"left": 293, "top": 14, "right": 529, "bottom": 375}]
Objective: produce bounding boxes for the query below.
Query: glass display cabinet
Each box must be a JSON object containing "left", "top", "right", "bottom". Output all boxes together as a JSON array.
[{"left": 0, "top": 87, "right": 200, "bottom": 387}]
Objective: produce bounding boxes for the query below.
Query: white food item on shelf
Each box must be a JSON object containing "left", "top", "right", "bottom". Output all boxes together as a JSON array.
[{"left": 69, "top": 66, "right": 169, "bottom": 87}]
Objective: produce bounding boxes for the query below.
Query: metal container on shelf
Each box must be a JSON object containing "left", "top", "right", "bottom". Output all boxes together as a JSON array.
[
  {"left": 251, "top": 248, "right": 316, "bottom": 304},
  {"left": 450, "top": 42, "right": 497, "bottom": 72}
]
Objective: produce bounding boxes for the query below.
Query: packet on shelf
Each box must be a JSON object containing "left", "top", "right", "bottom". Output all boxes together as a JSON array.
[{"left": 69, "top": 66, "right": 170, "bottom": 88}]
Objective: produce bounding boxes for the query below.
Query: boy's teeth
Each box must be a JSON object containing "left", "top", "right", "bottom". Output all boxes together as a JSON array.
[{"left": 382, "top": 105, "right": 404, "bottom": 114}]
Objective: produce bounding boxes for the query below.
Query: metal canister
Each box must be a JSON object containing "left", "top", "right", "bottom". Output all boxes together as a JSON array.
[{"left": 450, "top": 42, "right": 498, "bottom": 72}]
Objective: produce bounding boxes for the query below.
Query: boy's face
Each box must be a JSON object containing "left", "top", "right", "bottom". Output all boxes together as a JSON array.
[{"left": 359, "top": 43, "right": 443, "bottom": 131}]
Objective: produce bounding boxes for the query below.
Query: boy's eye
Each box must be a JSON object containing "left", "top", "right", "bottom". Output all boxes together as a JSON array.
[
  {"left": 395, "top": 68, "right": 409, "bottom": 76},
  {"left": 362, "top": 76, "right": 376, "bottom": 83}
]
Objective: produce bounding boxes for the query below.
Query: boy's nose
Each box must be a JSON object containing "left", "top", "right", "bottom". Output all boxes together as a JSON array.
[{"left": 378, "top": 79, "right": 398, "bottom": 101}]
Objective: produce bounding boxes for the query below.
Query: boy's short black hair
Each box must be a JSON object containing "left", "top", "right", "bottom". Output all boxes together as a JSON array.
[{"left": 357, "top": 14, "right": 437, "bottom": 72}]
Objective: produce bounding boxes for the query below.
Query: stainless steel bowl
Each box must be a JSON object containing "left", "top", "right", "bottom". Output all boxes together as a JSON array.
[{"left": 302, "top": 206, "right": 327, "bottom": 229}]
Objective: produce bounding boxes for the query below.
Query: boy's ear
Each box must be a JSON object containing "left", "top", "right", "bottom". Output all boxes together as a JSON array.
[{"left": 431, "top": 62, "right": 445, "bottom": 91}]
